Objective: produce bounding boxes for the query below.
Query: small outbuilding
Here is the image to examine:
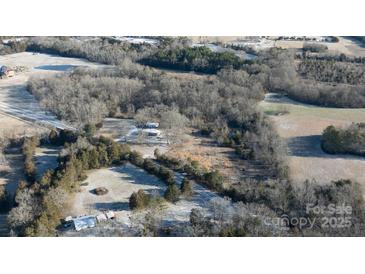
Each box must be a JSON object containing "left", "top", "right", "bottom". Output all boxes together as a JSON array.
[
  {"left": 145, "top": 122, "right": 159, "bottom": 129},
  {"left": 72, "top": 215, "right": 97, "bottom": 231}
]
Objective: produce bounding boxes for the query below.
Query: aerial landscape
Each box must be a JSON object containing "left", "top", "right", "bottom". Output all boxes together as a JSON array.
[{"left": 0, "top": 36, "right": 364, "bottom": 236}]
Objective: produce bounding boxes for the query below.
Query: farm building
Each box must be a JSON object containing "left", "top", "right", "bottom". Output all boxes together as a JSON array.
[{"left": 0, "top": 66, "right": 14, "bottom": 77}]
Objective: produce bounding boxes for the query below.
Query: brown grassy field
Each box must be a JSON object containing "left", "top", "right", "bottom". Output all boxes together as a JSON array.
[
  {"left": 167, "top": 132, "right": 273, "bottom": 188},
  {"left": 275, "top": 37, "right": 365, "bottom": 57},
  {"left": 259, "top": 94, "right": 365, "bottom": 188}
]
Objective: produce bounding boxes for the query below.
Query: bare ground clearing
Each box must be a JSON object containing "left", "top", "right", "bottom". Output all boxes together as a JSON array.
[
  {"left": 66, "top": 163, "right": 224, "bottom": 233},
  {"left": 259, "top": 93, "right": 365, "bottom": 187}
]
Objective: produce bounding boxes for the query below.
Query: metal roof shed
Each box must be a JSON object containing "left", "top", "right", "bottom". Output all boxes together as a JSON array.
[{"left": 72, "top": 216, "right": 97, "bottom": 231}]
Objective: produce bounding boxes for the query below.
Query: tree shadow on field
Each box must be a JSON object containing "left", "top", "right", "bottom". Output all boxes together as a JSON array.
[
  {"left": 94, "top": 202, "right": 129, "bottom": 211},
  {"left": 33, "top": 65, "right": 77, "bottom": 72},
  {"left": 286, "top": 135, "right": 365, "bottom": 160},
  {"left": 110, "top": 164, "right": 167, "bottom": 189}
]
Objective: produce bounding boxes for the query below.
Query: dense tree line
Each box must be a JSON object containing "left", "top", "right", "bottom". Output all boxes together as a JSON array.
[
  {"left": 9, "top": 131, "right": 132, "bottom": 236},
  {"left": 302, "top": 43, "right": 328, "bottom": 53},
  {"left": 297, "top": 52, "right": 365, "bottom": 65},
  {"left": 284, "top": 80, "right": 365, "bottom": 108},
  {"left": 9, "top": 129, "right": 185, "bottom": 235},
  {"left": 257, "top": 49, "right": 365, "bottom": 108},
  {"left": 298, "top": 59, "right": 365, "bottom": 85},
  {"left": 155, "top": 150, "right": 227, "bottom": 193},
  {"left": 140, "top": 46, "right": 246, "bottom": 74},
  {"left": 152, "top": 150, "right": 365, "bottom": 236},
  {"left": 24, "top": 37, "right": 365, "bottom": 108},
  {"left": 27, "top": 61, "right": 286, "bottom": 178},
  {"left": 0, "top": 40, "right": 28, "bottom": 55},
  {"left": 22, "top": 136, "right": 39, "bottom": 182},
  {"left": 26, "top": 37, "right": 153, "bottom": 64},
  {"left": 185, "top": 179, "right": 365, "bottom": 236},
  {"left": 321, "top": 123, "right": 365, "bottom": 156}
]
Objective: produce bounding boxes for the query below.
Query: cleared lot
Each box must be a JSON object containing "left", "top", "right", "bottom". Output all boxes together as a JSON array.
[
  {"left": 66, "top": 163, "right": 224, "bottom": 231},
  {"left": 259, "top": 93, "right": 365, "bottom": 187}
]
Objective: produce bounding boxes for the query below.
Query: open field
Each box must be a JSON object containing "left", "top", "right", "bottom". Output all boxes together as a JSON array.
[
  {"left": 259, "top": 93, "right": 365, "bottom": 187},
  {"left": 65, "top": 163, "right": 224, "bottom": 234},
  {"left": 275, "top": 37, "right": 365, "bottom": 57},
  {"left": 0, "top": 52, "right": 106, "bottom": 132},
  {"left": 0, "top": 113, "right": 47, "bottom": 138},
  {"left": 167, "top": 132, "right": 274, "bottom": 187}
]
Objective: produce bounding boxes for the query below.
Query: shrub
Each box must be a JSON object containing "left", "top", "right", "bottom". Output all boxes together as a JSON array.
[
  {"left": 129, "top": 151, "right": 144, "bottom": 167},
  {"left": 302, "top": 43, "right": 328, "bottom": 53},
  {"left": 83, "top": 124, "right": 96, "bottom": 138},
  {"left": 129, "top": 189, "right": 150, "bottom": 210},
  {"left": 203, "top": 170, "right": 224, "bottom": 192},
  {"left": 180, "top": 178, "right": 193, "bottom": 196},
  {"left": 48, "top": 129, "right": 59, "bottom": 145},
  {"left": 22, "top": 136, "right": 39, "bottom": 182},
  {"left": 158, "top": 166, "right": 175, "bottom": 185},
  {"left": 143, "top": 159, "right": 160, "bottom": 174},
  {"left": 164, "top": 184, "right": 180, "bottom": 203},
  {"left": 59, "top": 130, "right": 79, "bottom": 145},
  {"left": 321, "top": 123, "right": 365, "bottom": 156}
]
